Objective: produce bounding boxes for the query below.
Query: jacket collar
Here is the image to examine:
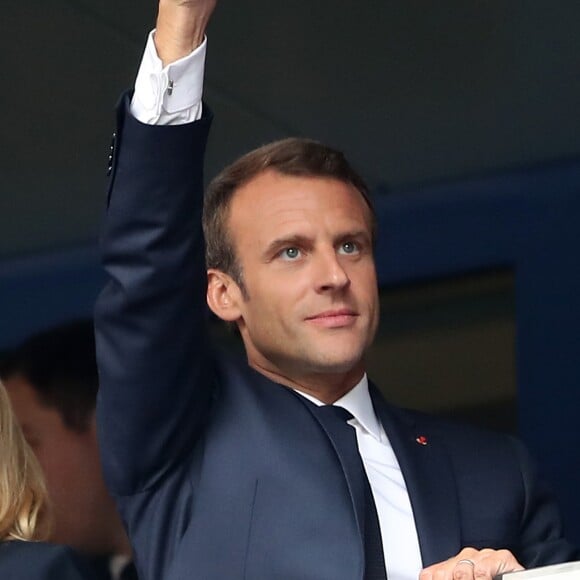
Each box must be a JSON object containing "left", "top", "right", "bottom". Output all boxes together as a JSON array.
[
  {"left": 369, "top": 383, "right": 462, "bottom": 567},
  {"left": 296, "top": 374, "right": 383, "bottom": 441}
]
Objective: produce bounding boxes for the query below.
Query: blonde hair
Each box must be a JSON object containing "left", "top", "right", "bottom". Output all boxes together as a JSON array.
[{"left": 0, "top": 380, "right": 48, "bottom": 541}]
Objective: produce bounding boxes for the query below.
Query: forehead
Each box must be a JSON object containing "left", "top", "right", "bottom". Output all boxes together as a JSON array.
[{"left": 228, "top": 170, "right": 372, "bottom": 240}]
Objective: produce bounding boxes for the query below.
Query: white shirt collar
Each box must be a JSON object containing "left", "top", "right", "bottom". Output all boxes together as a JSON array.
[
  {"left": 295, "top": 374, "right": 383, "bottom": 442},
  {"left": 109, "top": 554, "right": 133, "bottom": 580}
]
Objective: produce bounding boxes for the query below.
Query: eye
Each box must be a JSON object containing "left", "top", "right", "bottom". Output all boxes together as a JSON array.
[
  {"left": 280, "top": 247, "right": 301, "bottom": 261},
  {"left": 338, "top": 241, "right": 359, "bottom": 255}
]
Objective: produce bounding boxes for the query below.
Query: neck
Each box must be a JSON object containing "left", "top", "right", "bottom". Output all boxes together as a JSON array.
[
  {"left": 248, "top": 360, "right": 364, "bottom": 404},
  {"left": 98, "top": 501, "right": 132, "bottom": 557},
  {"left": 110, "top": 522, "right": 133, "bottom": 557}
]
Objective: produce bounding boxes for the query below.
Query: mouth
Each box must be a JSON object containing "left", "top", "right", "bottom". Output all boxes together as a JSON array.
[{"left": 305, "top": 309, "right": 359, "bottom": 328}]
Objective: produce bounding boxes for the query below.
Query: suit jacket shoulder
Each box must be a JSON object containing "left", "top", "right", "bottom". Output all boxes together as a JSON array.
[{"left": 370, "top": 388, "right": 580, "bottom": 567}]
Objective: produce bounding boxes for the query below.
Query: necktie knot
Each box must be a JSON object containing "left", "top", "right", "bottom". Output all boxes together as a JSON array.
[{"left": 317, "top": 404, "right": 354, "bottom": 424}]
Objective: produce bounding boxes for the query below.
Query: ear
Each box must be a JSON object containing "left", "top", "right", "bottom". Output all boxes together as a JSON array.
[{"left": 206, "top": 269, "right": 243, "bottom": 322}]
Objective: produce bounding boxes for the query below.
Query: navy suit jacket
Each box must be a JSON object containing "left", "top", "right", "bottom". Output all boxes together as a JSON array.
[
  {"left": 95, "top": 97, "right": 579, "bottom": 580},
  {"left": 0, "top": 541, "right": 98, "bottom": 580}
]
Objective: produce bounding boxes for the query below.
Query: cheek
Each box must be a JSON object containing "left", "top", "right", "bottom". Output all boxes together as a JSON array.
[
  {"left": 245, "top": 275, "right": 301, "bottom": 318},
  {"left": 37, "top": 439, "right": 98, "bottom": 494},
  {"left": 37, "top": 448, "right": 74, "bottom": 491},
  {"left": 355, "top": 263, "right": 379, "bottom": 299}
]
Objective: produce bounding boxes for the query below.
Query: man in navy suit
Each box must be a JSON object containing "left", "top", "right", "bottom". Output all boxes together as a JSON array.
[{"left": 95, "top": 1, "right": 579, "bottom": 579}]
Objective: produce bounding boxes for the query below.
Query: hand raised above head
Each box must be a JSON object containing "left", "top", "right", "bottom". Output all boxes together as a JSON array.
[
  {"left": 419, "top": 547, "right": 525, "bottom": 580},
  {"left": 155, "top": 0, "right": 218, "bottom": 66}
]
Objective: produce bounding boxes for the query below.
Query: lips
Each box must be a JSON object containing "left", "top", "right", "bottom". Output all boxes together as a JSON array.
[{"left": 305, "top": 308, "right": 359, "bottom": 328}]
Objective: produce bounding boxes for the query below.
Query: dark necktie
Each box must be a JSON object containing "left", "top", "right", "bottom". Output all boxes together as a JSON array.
[{"left": 316, "top": 405, "right": 387, "bottom": 580}]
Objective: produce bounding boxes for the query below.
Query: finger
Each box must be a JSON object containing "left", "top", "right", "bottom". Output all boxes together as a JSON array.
[
  {"left": 421, "top": 557, "right": 467, "bottom": 580},
  {"left": 453, "top": 559, "right": 476, "bottom": 580},
  {"left": 475, "top": 550, "right": 525, "bottom": 579}
]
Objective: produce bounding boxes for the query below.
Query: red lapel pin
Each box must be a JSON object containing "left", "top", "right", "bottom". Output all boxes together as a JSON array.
[{"left": 415, "top": 435, "right": 428, "bottom": 446}]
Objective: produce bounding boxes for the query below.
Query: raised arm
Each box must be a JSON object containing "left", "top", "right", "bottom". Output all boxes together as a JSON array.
[
  {"left": 95, "top": 0, "right": 217, "bottom": 496},
  {"left": 155, "top": 0, "right": 216, "bottom": 66}
]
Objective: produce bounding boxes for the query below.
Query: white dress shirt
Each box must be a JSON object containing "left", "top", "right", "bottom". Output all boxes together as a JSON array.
[
  {"left": 131, "top": 32, "right": 423, "bottom": 580},
  {"left": 132, "top": 31, "right": 206, "bottom": 124},
  {"left": 109, "top": 554, "right": 133, "bottom": 580},
  {"left": 298, "top": 376, "right": 423, "bottom": 580}
]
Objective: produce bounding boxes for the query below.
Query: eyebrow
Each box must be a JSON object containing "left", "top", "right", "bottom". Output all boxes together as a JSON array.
[
  {"left": 337, "top": 230, "right": 371, "bottom": 242},
  {"left": 262, "top": 235, "right": 312, "bottom": 261}
]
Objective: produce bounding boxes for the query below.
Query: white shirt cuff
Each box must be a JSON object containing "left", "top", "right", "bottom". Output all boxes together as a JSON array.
[{"left": 131, "top": 30, "right": 206, "bottom": 125}]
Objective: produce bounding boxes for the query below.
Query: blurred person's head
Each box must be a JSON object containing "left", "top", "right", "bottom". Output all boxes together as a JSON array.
[
  {"left": 0, "top": 380, "right": 48, "bottom": 542},
  {"left": 0, "top": 320, "right": 130, "bottom": 557}
]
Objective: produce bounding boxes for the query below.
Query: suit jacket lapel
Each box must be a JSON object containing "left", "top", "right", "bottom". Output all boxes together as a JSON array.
[{"left": 369, "top": 385, "right": 462, "bottom": 567}]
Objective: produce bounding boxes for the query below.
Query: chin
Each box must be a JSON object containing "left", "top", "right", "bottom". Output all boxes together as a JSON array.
[{"left": 307, "top": 351, "right": 365, "bottom": 375}]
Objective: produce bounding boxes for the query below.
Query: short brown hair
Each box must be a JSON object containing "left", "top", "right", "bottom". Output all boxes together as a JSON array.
[
  {"left": 0, "top": 320, "right": 97, "bottom": 433},
  {"left": 202, "top": 137, "right": 376, "bottom": 289}
]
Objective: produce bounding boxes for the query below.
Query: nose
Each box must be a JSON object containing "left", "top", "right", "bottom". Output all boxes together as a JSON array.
[{"left": 314, "top": 248, "right": 350, "bottom": 293}]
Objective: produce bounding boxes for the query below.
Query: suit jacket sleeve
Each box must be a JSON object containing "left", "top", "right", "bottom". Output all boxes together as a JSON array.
[
  {"left": 509, "top": 436, "right": 580, "bottom": 566},
  {"left": 95, "top": 93, "right": 214, "bottom": 496}
]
